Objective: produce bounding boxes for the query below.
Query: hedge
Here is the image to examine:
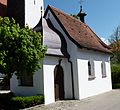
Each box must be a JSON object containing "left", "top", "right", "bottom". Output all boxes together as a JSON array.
[
  {"left": 0, "top": 92, "right": 14, "bottom": 109},
  {"left": 0, "top": 92, "right": 44, "bottom": 110},
  {"left": 111, "top": 64, "right": 120, "bottom": 89},
  {"left": 10, "top": 95, "right": 44, "bottom": 109}
]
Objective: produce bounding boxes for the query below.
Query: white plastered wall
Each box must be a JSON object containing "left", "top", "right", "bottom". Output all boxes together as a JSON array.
[
  {"left": 10, "top": 67, "right": 44, "bottom": 96},
  {"left": 43, "top": 56, "right": 72, "bottom": 105},
  {"left": 77, "top": 49, "right": 112, "bottom": 99},
  {"left": 25, "top": 0, "right": 44, "bottom": 28},
  {"left": 44, "top": 10, "right": 80, "bottom": 99}
]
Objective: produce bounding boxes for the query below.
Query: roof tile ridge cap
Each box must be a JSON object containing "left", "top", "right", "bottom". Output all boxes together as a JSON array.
[
  {"left": 49, "top": 5, "right": 64, "bottom": 13},
  {"left": 49, "top": 5, "right": 71, "bottom": 17},
  {"left": 49, "top": 5, "right": 84, "bottom": 25},
  {"left": 68, "top": 14, "right": 84, "bottom": 24}
]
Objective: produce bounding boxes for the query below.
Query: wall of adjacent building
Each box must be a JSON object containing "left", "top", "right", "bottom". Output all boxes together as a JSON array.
[
  {"left": 10, "top": 66, "right": 44, "bottom": 96},
  {"left": 25, "top": 0, "right": 44, "bottom": 28}
]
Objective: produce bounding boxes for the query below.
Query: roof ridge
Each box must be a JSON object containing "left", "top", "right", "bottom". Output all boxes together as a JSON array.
[{"left": 49, "top": 5, "right": 85, "bottom": 24}]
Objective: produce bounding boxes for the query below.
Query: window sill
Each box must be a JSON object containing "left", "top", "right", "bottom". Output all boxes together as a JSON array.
[
  {"left": 18, "top": 85, "right": 33, "bottom": 87},
  {"left": 102, "top": 75, "right": 107, "bottom": 78},
  {"left": 88, "top": 75, "right": 96, "bottom": 80}
]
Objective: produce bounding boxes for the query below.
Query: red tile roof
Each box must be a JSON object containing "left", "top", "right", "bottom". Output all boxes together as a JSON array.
[
  {"left": 46, "top": 5, "right": 111, "bottom": 53},
  {"left": 0, "top": 0, "right": 7, "bottom": 5}
]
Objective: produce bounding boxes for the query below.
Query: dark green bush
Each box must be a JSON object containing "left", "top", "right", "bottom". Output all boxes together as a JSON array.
[
  {"left": 0, "top": 93, "right": 44, "bottom": 110},
  {"left": 111, "top": 64, "right": 120, "bottom": 88},
  {"left": 113, "top": 83, "right": 120, "bottom": 89},
  {"left": 0, "top": 92, "right": 14, "bottom": 109},
  {"left": 10, "top": 95, "right": 44, "bottom": 109},
  {"left": 0, "top": 75, "right": 10, "bottom": 90}
]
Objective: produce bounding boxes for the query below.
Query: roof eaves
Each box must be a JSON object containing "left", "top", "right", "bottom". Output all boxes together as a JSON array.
[{"left": 46, "top": 53, "right": 65, "bottom": 58}]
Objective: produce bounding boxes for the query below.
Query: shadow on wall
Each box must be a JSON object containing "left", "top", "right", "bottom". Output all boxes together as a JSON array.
[{"left": 0, "top": 3, "right": 7, "bottom": 17}]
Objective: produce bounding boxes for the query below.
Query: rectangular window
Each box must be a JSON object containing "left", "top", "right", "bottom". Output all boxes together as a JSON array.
[
  {"left": 101, "top": 61, "right": 107, "bottom": 78},
  {"left": 88, "top": 60, "right": 95, "bottom": 80},
  {"left": 18, "top": 74, "right": 33, "bottom": 86}
]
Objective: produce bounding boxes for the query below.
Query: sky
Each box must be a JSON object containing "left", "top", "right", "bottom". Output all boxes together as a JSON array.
[{"left": 44, "top": 0, "right": 120, "bottom": 43}]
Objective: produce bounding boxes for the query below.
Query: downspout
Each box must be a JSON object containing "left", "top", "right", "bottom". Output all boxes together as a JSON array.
[{"left": 68, "top": 59, "right": 75, "bottom": 99}]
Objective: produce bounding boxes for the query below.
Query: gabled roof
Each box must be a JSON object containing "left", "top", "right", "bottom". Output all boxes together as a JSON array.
[{"left": 45, "top": 5, "right": 111, "bottom": 54}]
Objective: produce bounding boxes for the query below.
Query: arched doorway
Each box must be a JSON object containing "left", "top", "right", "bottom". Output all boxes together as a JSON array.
[{"left": 54, "top": 65, "right": 64, "bottom": 101}]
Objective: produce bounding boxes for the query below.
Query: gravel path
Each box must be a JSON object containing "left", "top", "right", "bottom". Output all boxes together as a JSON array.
[{"left": 25, "top": 89, "right": 120, "bottom": 110}]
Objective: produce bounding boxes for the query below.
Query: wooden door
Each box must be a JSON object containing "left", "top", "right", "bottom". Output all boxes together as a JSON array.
[{"left": 54, "top": 65, "right": 64, "bottom": 101}]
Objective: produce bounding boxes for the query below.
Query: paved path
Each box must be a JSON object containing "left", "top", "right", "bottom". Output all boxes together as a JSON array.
[{"left": 26, "top": 89, "right": 120, "bottom": 110}]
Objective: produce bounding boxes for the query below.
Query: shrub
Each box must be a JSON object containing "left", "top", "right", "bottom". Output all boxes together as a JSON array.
[
  {"left": 111, "top": 64, "right": 120, "bottom": 88},
  {"left": 0, "top": 74, "right": 10, "bottom": 90},
  {"left": 10, "top": 95, "right": 44, "bottom": 109},
  {"left": 0, "top": 93, "right": 44, "bottom": 110},
  {"left": 0, "top": 92, "right": 14, "bottom": 109},
  {"left": 113, "top": 83, "right": 120, "bottom": 89}
]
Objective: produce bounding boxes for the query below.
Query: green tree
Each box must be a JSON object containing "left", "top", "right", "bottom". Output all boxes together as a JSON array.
[
  {"left": 0, "top": 17, "right": 47, "bottom": 78},
  {"left": 109, "top": 25, "right": 120, "bottom": 64}
]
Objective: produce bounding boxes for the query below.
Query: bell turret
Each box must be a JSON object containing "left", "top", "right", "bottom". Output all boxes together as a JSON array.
[{"left": 77, "top": 3, "right": 87, "bottom": 23}]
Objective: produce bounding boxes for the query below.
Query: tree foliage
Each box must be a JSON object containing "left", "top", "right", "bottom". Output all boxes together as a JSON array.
[
  {"left": 109, "top": 25, "right": 120, "bottom": 64},
  {"left": 0, "top": 17, "right": 47, "bottom": 78}
]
